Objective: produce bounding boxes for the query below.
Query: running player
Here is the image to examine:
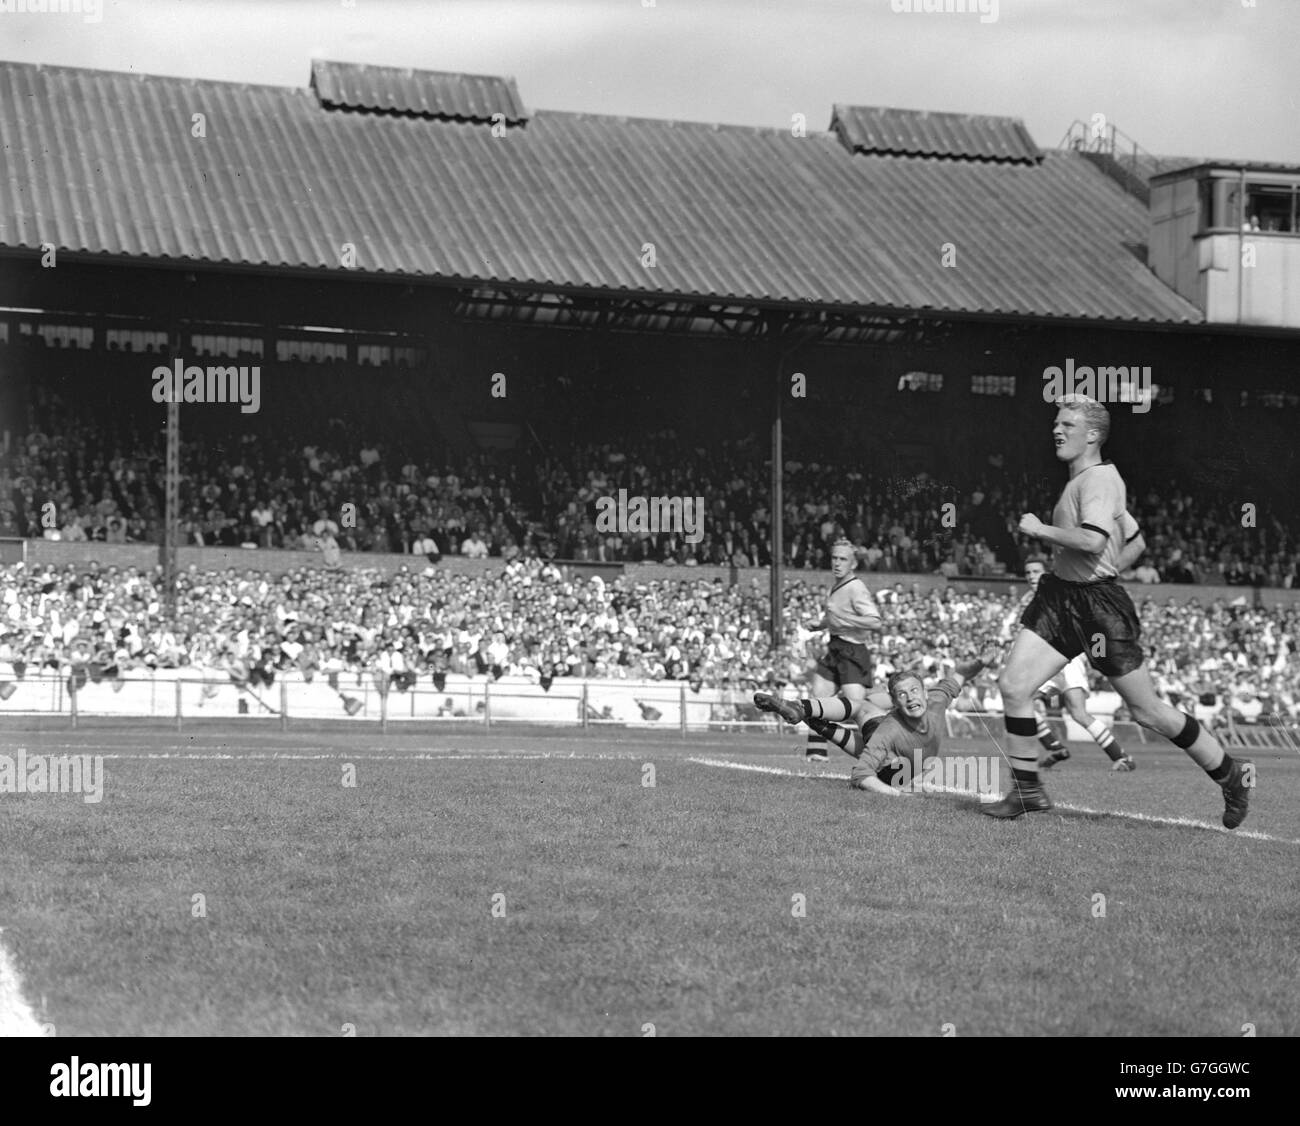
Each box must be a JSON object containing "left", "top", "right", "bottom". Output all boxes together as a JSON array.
[
  {"left": 755, "top": 648, "right": 996, "bottom": 795},
  {"left": 984, "top": 395, "right": 1253, "bottom": 826},
  {"left": 801, "top": 538, "right": 884, "bottom": 762},
  {"left": 1001, "top": 554, "right": 1135, "bottom": 771}
]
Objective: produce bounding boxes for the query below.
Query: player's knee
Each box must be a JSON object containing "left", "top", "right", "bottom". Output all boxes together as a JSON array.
[
  {"left": 996, "top": 668, "right": 1032, "bottom": 707},
  {"left": 1127, "top": 698, "right": 1173, "bottom": 734}
]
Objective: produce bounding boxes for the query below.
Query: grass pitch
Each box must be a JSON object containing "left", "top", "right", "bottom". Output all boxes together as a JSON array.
[{"left": 1, "top": 724, "right": 1296, "bottom": 1036}]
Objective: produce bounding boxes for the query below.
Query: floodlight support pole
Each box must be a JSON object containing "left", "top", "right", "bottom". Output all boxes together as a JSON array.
[
  {"left": 163, "top": 374, "right": 180, "bottom": 622},
  {"left": 770, "top": 372, "right": 783, "bottom": 651}
]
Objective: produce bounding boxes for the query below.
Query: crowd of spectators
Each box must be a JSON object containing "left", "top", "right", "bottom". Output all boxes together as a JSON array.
[
  {"left": 6, "top": 392, "right": 1300, "bottom": 587},
  {"left": 2, "top": 559, "right": 1297, "bottom": 725}
]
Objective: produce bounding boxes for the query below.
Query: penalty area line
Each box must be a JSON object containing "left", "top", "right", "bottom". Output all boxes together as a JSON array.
[{"left": 688, "top": 756, "right": 1300, "bottom": 846}]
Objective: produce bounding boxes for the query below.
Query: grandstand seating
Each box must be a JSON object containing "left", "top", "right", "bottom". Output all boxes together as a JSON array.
[{"left": 1, "top": 556, "right": 1297, "bottom": 708}]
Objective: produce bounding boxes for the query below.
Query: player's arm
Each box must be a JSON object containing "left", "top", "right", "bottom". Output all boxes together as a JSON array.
[
  {"left": 950, "top": 647, "right": 997, "bottom": 690},
  {"left": 1018, "top": 513, "right": 1105, "bottom": 554},
  {"left": 811, "top": 609, "right": 880, "bottom": 633},
  {"left": 853, "top": 772, "right": 904, "bottom": 797},
  {"left": 1114, "top": 510, "right": 1146, "bottom": 573},
  {"left": 1023, "top": 469, "right": 1125, "bottom": 555},
  {"left": 850, "top": 725, "right": 908, "bottom": 796}
]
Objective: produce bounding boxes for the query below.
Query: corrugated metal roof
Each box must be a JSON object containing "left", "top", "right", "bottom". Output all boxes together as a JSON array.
[
  {"left": 0, "top": 60, "right": 1203, "bottom": 325},
  {"left": 310, "top": 59, "right": 527, "bottom": 123},
  {"left": 832, "top": 105, "right": 1040, "bottom": 164}
]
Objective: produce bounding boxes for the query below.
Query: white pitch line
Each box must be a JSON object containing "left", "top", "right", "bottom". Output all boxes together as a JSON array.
[
  {"left": 88, "top": 751, "right": 644, "bottom": 762},
  {"left": 686, "top": 755, "right": 997, "bottom": 800},
  {"left": 0, "top": 935, "right": 44, "bottom": 1038},
  {"left": 687, "top": 756, "right": 1300, "bottom": 846}
]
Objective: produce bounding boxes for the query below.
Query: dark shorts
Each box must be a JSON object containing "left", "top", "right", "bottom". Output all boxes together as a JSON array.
[
  {"left": 1020, "top": 574, "right": 1144, "bottom": 679},
  {"left": 815, "top": 636, "right": 874, "bottom": 689}
]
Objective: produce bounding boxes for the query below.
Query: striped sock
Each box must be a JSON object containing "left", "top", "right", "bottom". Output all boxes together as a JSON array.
[
  {"left": 1086, "top": 719, "right": 1123, "bottom": 761},
  {"left": 806, "top": 697, "right": 852, "bottom": 722},
  {"left": 1011, "top": 759, "right": 1040, "bottom": 782},
  {"left": 807, "top": 719, "right": 862, "bottom": 757},
  {"left": 1037, "top": 722, "right": 1065, "bottom": 753}
]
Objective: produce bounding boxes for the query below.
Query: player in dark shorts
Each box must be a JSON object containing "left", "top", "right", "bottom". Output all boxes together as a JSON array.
[
  {"left": 1002, "top": 551, "right": 1140, "bottom": 771},
  {"left": 801, "top": 539, "right": 885, "bottom": 761},
  {"left": 755, "top": 648, "right": 996, "bottom": 795},
  {"left": 984, "top": 395, "right": 1254, "bottom": 828}
]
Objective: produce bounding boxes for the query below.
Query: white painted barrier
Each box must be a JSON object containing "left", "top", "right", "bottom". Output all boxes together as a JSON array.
[{"left": 0, "top": 670, "right": 769, "bottom": 731}]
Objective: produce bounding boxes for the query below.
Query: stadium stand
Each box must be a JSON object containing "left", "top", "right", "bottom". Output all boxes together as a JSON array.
[
  {"left": 1, "top": 560, "right": 1297, "bottom": 711},
  {"left": 6, "top": 352, "right": 1300, "bottom": 585}
]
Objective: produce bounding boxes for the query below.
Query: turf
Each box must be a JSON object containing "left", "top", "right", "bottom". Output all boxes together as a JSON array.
[{"left": 1, "top": 726, "right": 1296, "bottom": 1036}]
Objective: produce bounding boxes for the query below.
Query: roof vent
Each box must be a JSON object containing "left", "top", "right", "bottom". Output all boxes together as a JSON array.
[
  {"left": 311, "top": 59, "right": 527, "bottom": 125},
  {"left": 831, "top": 105, "right": 1039, "bottom": 164}
]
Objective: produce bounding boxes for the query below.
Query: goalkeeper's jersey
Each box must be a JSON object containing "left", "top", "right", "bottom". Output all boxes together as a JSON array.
[{"left": 851, "top": 677, "right": 961, "bottom": 779}]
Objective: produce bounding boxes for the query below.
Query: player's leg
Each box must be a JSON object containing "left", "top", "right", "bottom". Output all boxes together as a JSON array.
[
  {"left": 804, "top": 669, "right": 838, "bottom": 760},
  {"left": 859, "top": 690, "right": 892, "bottom": 719},
  {"left": 1007, "top": 629, "right": 1069, "bottom": 764},
  {"left": 982, "top": 628, "right": 1070, "bottom": 818},
  {"left": 753, "top": 686, "right": 865, "bottom": 757},
  {"left": 1035, "top": 689, "right": 1071, "bottom": 768},
  {"left": 805, "top": 679, "right": 871, "bottom": 759},
  {"left": 829, "top": 679, "right": 869, "bottom": 756},
  {"left": 1108, "top": 663, "right": 1252, "bottom": 828},
  {"left": 805, "top": 639, "right": 873, "bottom": 762},
  {"left": 1091, "top": 579, "right": 1251, "bottom": 827},
  {"left": 1061, "top": 684, "right": 1133, "bottom": 770}
]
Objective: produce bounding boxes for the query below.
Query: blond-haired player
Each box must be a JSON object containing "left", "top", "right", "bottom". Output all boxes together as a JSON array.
[
  {"left": 800, "top": 538, "right": 885, "bottom": 761},
  {"left": 985, "top": 395, "right": 1253, "bottom": 827}
]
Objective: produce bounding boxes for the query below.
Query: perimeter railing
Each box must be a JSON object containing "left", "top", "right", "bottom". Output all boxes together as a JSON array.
[
  {"left": 5, "top": 670, "right": 1297, "bottom": 750},
  {"left": 0, "top": 670, "right": 782, "bottom": 736}
]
